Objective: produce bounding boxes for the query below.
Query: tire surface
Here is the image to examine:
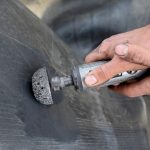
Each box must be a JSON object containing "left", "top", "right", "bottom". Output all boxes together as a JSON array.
[{"left": 0, "top": 0, "right": 149, "bottom": 150}]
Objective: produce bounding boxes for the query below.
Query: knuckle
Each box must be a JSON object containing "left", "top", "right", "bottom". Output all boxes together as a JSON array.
[
  {"left": 133, "top": 54, "right": 144, "bottom": 65},
  {"left": 101, "top": 39, "right": 110, "bottom": 48},
  {"left": 128, "top": 50, "right": 144, "bottom": 65},
  {"left": 99, "top": 65, "right": 111, "bottom": 81},
  {"left": 85, "top": 55, "right": 92, "bottom": 62},
  {"left": 91, "top": 66, "right": 110, "bottom": 84},
  {"left": 100, "top": 41, "right": 110, "bottom": 54},
  {"left": 96, "top": 46, "right": 101, "bottom": 53},
  {"left": 100, "top": 39, "right": 115, "bottom": 58},
  {"left": 101, "top": 50, "right": 109, "bottom": 58}
]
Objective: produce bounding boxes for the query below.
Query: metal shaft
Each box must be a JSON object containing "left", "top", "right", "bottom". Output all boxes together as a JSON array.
[{"left": 51, "top": 76, "right": 73, "bottom": 91}]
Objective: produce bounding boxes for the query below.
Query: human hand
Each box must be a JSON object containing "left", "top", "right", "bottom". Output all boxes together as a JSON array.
[{"left": 84, "top": 25, "right": 150, "bottom": 97}]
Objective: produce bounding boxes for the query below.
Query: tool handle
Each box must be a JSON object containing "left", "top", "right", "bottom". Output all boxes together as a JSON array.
[{"left": 73, "top": 61, "right": 146, "bottom": 90}]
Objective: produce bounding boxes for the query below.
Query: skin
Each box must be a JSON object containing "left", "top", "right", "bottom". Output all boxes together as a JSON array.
[{"left": 84, "top": 25, "right": 150, "bottom": 98}]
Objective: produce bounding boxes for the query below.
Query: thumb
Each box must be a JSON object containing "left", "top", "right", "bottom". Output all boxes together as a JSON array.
[
  {"left": 115, "top": 44, "right": 150, "bottom": 67},
  {"left": 84, "top": 55, "right": 146, "bottom": 87}
]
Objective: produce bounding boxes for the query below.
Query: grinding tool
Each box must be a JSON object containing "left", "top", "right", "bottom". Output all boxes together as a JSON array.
[{"left": 32, "top": 61, "right": 146, "bottom": 105}]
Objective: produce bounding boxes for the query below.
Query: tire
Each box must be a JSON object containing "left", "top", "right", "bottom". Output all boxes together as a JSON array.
[
  {"left": 43, "top": 0, "right": 150, "bottom": 61},
  {"left": 0, "top": 0, "right": 149, "bottom": 149}
]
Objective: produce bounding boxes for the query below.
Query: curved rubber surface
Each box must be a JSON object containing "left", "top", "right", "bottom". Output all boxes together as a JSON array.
[
  {"left": 43, "top": 0, "right": 150, "bottom": 60},
  {"left": 0, "top": 0, "right": 149, "bottom": 149}
]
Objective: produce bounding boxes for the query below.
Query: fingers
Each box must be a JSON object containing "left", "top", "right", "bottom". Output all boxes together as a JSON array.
[
  {"left": 85, "top": 27, "right": 148, "bottom": 63},
  {"left": 84, "top": 55, "right": 147, "bottom": 87},
  {"left": 85, "top": 42, "right": 112, "bottom": 63},
  {"left": 110, "top": 77, "right": 150, "bottom": 97},
  {"left": 85, "top": 46, "right": 109, "bottom": 63},
  {"left": 85, "top": 34, "right": 130, "bottom": 63},
  {"left": 115, "top": 44, "right": 150, "bottom": 67}
]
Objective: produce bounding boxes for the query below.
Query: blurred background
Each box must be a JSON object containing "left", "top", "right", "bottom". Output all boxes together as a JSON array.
[
  {"left": 20, "top": 0, "right": 52, "bottom": 18},
  {"left": 20, "top": 0, "right": 150, "bottom": 62}
]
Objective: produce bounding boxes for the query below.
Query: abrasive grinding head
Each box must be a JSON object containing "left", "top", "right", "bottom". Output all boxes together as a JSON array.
[{"left": 32, "top": 67, "right": 53, "bottom": 105}]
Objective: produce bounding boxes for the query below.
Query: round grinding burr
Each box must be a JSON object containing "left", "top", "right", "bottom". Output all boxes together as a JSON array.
[{"left": 32, "top": 67, "right": 53, "bottom": 105}]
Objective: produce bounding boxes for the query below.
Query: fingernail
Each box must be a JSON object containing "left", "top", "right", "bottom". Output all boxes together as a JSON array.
[
  {"left": 85, "top": 75, "right": 97, "bottom": 86},
  {"left": 115, "top": 44, "right": 128, "bottom": 56}
]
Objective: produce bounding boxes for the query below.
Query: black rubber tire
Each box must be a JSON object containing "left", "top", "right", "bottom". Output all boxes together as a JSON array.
[
  {"left": 0, "top": 0, "right": 149, "bottom": 149},
  {"left": 43, "top": 0, "right": 150, "bottom": 61}
]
